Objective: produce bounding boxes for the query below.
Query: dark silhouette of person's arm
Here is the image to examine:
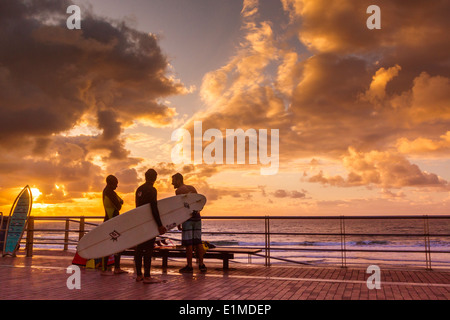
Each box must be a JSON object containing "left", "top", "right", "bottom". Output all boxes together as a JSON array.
[{"left": 150, "top": 188, "right": 166, "bottom": 234}]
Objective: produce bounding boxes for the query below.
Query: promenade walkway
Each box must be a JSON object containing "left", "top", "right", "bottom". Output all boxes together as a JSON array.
[{"left": 0, "top": 250, "right": 449, "bottom": 300}]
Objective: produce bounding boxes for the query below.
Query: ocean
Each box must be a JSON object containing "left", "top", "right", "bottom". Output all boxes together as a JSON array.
[{"left": 27, "top": 217, "right": 450, "bottom": 269}]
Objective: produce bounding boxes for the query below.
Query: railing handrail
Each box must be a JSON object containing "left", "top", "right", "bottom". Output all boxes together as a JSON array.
[
  {"left": 204, "top": 215, "right": 450, "bottom": 219},
  {"left": 28, "top": 214, "right": 450, "bottom": 220},
  {"left": 31, "top": 216, "right": 104, "bottom": 220},
  {"left": 199, "top": 231, "right": 450, "bottom": 237}
]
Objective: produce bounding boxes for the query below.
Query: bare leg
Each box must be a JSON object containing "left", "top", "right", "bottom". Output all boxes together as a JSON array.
[
  {"left": 186, "top": 245, "right": 193, "bottom": 267},
  {"left": 196, "top": 243, "right": 204, "bottom": 266}
]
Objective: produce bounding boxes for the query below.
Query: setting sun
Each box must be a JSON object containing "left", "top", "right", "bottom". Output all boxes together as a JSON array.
[{"left": 30, "top": 188, "right": 42, "bottom": 202}]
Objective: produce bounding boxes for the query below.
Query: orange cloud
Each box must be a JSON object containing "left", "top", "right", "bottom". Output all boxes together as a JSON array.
[
  {"left": 363, "top": 64, "right": 401, "bottom": 103},
  {"left": 308, "top": 148, "right": 448, "bottom": 189},
  {"left": 389, "top": 72, "right": 450, "bottom": 125},
  {"left": 396, "top": 132, "right": 450, "bottom": 156}
]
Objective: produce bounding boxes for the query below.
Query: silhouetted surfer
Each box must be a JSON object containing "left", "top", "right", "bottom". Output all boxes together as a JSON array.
[
  {"left": 172, "top": 173, "right": 207, "bottom": 273},
  {"left": 101, "top": 175, "right": 128, "bottom": 275},
  {"left": 134, "top": 169, "right": 167, "bottom": 283}
]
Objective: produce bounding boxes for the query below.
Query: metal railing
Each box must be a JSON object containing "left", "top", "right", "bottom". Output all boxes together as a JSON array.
[
  {"left": 5, "top": 215, "right": 450, "bottom": 270},
  {"left": 23, "top": 216, "right": 103, "bottom": 255},
  {"left": 201, "top": 215, "right": 450, "bottom": 270}
]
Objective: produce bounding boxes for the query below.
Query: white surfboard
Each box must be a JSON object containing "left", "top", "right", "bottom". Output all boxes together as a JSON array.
[{"left": 77, "top": 193, "right": 206, "bottom": 259}]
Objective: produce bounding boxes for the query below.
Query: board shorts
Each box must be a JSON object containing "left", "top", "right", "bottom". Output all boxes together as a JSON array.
[{"left": 181, "top": 220, "right": 202, "bottom": 246}]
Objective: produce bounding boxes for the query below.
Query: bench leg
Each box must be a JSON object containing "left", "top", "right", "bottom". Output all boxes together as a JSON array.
[
  {"left": 162, "top": 253, "right": 168, "bottom": 270},
  {"left": 223, "top": 258, "right": 229, "bottom": 270}
]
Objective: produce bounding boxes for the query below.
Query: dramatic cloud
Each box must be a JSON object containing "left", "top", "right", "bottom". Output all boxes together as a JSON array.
[
  {"left": 185, "top": 0, "right": 450, "bottom": 194},
  {"left": 308, "top": 148, "right": 448, "bottom": 189},
  {"left": 0, "top": 0, "right": 186, "bottom": 204}
]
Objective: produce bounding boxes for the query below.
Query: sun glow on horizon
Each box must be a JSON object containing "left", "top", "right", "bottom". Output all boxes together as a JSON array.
[{"left": 29, "top": 187, "right": 42, "bottom": 202}]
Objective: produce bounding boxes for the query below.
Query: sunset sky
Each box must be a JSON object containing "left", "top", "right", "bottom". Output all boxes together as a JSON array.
[{"left": 1, "top": 0, "right": 449, "bottom": 217}]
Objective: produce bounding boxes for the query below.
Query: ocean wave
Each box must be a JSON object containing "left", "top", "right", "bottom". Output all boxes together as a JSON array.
[
  {"left": 211, "top": 240, "right": 239, "bottom": 246},
  {"left": 353, "top": 240, "right": 389, "bottom": 246},
  {"left": 241, "top": 240, "right": 394, "bottom": 247},
  {"left": 209, "top": 238, "right": 450, "bottom": 249}
]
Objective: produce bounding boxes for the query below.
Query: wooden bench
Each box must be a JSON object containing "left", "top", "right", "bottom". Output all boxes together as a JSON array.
[{"left": 120, "top": 247, "right": 262, "bottom": 270}]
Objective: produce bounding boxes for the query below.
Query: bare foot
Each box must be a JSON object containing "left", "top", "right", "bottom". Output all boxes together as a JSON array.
[
  {"left": 114, "top": 268, "right": 129, "bottom": 274},
  {"left": 143, "top": 276, "right": 162, "bottom": 284}
]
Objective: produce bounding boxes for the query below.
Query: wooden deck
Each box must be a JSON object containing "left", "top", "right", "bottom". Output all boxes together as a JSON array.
[{"left": 0, "top": 250, "right": 449, "bottom": 301}]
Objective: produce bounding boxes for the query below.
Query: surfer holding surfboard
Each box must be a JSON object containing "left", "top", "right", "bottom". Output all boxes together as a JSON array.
[
  {"left": 172, "top": 173, "right": 207, "bottom": 273},
  {"left": 134, "top": 169, "right": 167, "bottom": 283}
]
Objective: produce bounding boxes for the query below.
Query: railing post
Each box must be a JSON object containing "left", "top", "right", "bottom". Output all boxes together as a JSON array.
[
  {"left": 79, "top": 216, "right": 85, "bottom": 241},
  {"left": 268, "top": 217, "right": 271, "bottom": 267},
  {"left": 26, "top": 216, "right": 34, "bottom": 257},
  {"left": 340, "top": 216, "right": 347, "bottom": 268},
  {"left": 264, "top": 216, "right": 271, "bottom": 267},
  {"left": 423, "top": 215, "right": 432, "bottom": 271},
  {"left": 63, "top": 218, "right": 70, "bottom": 251},
  {"left": 264, "top": 217, "right": 267, "bottom": 266}
]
